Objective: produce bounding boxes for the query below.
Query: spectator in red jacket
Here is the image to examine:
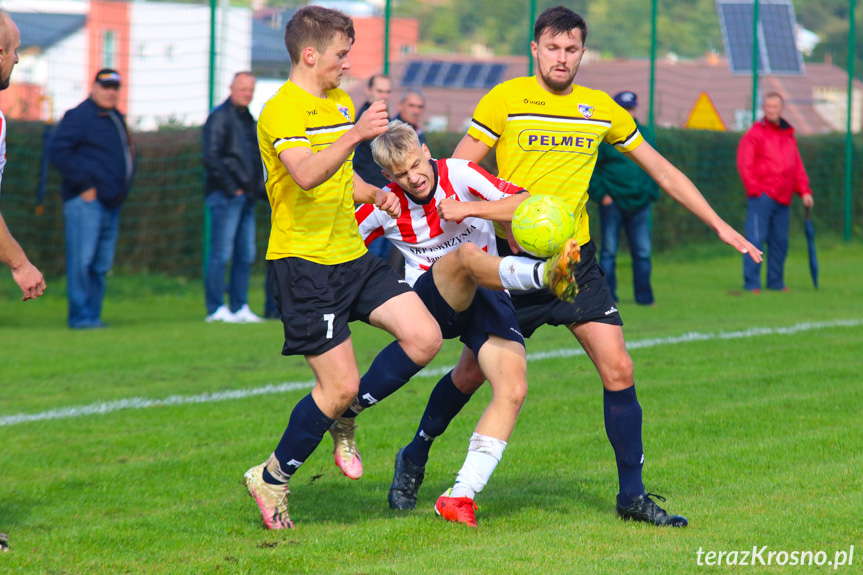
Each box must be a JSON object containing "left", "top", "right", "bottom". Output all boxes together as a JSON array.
[{"left": 737, "top": 92, "right": 814, "bottom": 293}]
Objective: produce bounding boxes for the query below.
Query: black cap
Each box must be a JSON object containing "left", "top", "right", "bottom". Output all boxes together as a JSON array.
[
  {"left": 613, "top": 91, "right": 638, "bottom": 109},
  {"left": 94, "top": 69, "right": 121, "bottom": 87}
]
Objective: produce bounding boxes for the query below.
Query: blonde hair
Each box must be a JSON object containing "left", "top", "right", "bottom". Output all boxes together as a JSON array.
[{"left": 370, "top": 120, "right": 422, "bottom": 173}]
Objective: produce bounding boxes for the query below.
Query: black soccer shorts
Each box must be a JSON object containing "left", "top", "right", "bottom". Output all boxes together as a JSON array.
[
  {"left": 496, "top": 237, "right": 623, "bottom": 338},
  {"left": 268, "top": 252, "right": 413, "bottom": 356},
  {"left": 413, "top": 265, "right": 525, "bottom": 353}
]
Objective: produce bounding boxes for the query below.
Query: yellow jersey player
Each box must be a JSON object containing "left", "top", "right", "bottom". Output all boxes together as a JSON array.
[
  {"left": 242, "top": 5, "right": 442, "bottom": 530},
  {"left": 388, "top": 5, "right": 762, "bottom": 527}
]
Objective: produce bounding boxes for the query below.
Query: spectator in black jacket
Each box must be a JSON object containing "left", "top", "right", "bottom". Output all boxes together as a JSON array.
[
  {"left": 202, "top": 71, "right": 267, "bottom": 323},
  {"left": 49, "top": 68, "right": 135, "bottom": 329},
  {"left": 352, "top": 74, "right": 394, "bottom": 262}
]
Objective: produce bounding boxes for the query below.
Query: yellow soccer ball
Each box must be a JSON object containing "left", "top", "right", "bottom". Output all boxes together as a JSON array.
[{"left": 511, "top": 194, "right": 576, "bottom": 258}]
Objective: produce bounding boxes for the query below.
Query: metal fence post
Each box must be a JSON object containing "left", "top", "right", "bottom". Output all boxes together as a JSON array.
[
  {"left": 204, "top": 0, "right": 216, "bottom": 277},
  {"left": 648, "top": 0, "right": 657, "bottom": 132},
  {"left": 383, "top": 0, "right": 391, "bottom": 75},
  {"left": 528, "top": 0, "right": 536, "bottom": 76},
  {"left": 750, "top": 0, "right": 760, "bottom": 124},
  {"left": 846, "top": 0, "right": 856, "bottom": 242}
]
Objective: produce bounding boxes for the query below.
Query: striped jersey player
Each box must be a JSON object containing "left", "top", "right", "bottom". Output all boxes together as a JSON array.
[
  {"left": 356, "top": 154, "right": 524, "bottom": 286},
  {"left": 354, "top": 120, "right": 580, "bottom": 526}
]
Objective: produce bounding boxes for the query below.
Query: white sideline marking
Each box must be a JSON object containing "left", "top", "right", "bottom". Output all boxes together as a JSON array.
[{"left": 2, "top": 319, "right": 860, "bottom": 427}]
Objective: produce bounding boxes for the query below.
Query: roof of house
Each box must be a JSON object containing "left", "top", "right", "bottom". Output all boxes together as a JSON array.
[
  {"left": 366, "top": 55, "right": 860, "bottom": 135},
  {"left": 13, "top": 12, "right": 87, "bottom": 51},
  {"left": 251, "top": 9, "right": 295, "bottom": 65}
]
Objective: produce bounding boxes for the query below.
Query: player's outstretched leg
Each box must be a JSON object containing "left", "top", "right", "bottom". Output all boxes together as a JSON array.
[
  {"left": 450, "top": 240, "right": 580, "bottom": 302},
  {"left": 332, "top": 291, "right": 442, "bottom": 481},
  {"left": 544, "top": 238, "right": 581, "bottom": 300}
]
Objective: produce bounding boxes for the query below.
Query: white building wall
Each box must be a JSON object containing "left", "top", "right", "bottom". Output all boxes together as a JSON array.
[
  {"left": 4, "top": 0, "right": 89, "bottom": 121},
  {"left": 44, "top": 32, "right": 90, "bottom": 121},
  {"left": 128, "top": 3, "right": 251, "bottom": 130}
]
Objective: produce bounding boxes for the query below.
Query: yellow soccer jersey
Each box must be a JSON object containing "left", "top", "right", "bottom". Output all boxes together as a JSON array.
[
  {"left": 258, "top": 80, "right": 366, "bottom": 264},
  {"left": 467, "top": 76, "right": 644, "bottom": 245}
]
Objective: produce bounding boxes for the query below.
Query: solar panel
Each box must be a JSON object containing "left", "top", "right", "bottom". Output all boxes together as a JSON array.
[
  {"left": 761, "top": 3, "right": 802, "bottom": 74},
  {"left": 421, "top": 61, "right": 444, "bottom": 85},
  {"left": 484, "top": 64, "right": 507, "bottom": 88},
  {"left": 716, "top": 0, "right": 804, "bottom": 76},
  {"left": 462, "top": 63, "right": 487, "bottom": 89},
  {"left": 441, "top": 63, "right": 465, "bottom": 87},
  {"left": 401, "top": 61, "right": 424, "bottom": 86},
  {"left": 400, "top": 60, "right": 509, "bottom": 89}
]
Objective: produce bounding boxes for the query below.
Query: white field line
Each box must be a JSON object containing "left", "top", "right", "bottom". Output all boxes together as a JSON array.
[{"left": 2, "top": 319, "right": 860, "bottom": 428}]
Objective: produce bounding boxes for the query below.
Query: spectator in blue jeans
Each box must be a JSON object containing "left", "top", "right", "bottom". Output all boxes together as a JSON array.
[
  {"left": 202, "top": 72, "right": 267, "bottom": 323},
  {"left": 49, "top": 69, "right": 135, "bottom": 329},
  {"left": 737, "top": 92, "right": 814, "bottom": 293},
  {"left": 588, "top": 91, "right": 658, "bottom": 305}
]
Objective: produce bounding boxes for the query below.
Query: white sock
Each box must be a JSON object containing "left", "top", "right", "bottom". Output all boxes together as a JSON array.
[
  {"left": 498, "top": 256, "right": 545, "bottom": 291},
  {"left": 450, "top": 433, "right": 508, "bottom": 499}
]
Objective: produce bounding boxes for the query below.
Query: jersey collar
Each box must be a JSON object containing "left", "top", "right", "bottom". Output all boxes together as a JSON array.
[{"left": 403, "top": 159, "right": 440, "bottom": 206}]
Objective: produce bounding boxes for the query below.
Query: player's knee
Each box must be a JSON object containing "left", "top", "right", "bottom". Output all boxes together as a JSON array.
[
  {"left": 405, "top": 322, "right": 442, "bottom": 366},
  {"left": 333, "top": 379, "right": 361, "bottom": 411},
  {"left": 506, "top": 379, "right": 528, "bottom": 409},
  {"left": 452, "top": 361, "right": 486, "bottom": 393},
  {"left": 456, "top": 242, "right": 482, "bottom": 260},
  {"left": 456, "top": 242, "right": 484, "bottom": 280},
  {"left": 604, "top": 355, "right": 634, "bottom": 390}
]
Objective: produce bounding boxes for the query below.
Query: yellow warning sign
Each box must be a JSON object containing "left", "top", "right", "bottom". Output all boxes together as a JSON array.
[{"left": 685, "top": 92, "right": 727, "bottom": 131}]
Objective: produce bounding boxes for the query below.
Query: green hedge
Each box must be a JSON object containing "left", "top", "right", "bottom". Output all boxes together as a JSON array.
[{"left": 1, "top": 123, "right": 859, "bottom": 283}]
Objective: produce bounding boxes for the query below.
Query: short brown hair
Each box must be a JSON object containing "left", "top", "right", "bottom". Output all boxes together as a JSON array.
[
  {"left": 284, "top": 6, "right": 355, "bottom": 65},
  {"left": 370, "top": 120, "right": 422, "bottom": 173},
  {"left": 534, "top": 5, "right": 588, "bottom": 45},
  {"left": 368, "top": 73, "right": 389, "bottom": 89}
]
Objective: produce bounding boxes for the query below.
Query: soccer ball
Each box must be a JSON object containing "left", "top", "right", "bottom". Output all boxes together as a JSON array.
[{"left": 511, "top": 194, "right": 576, "bottom": 258}]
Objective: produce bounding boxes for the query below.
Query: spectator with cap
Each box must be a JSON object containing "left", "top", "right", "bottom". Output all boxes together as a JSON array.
[
  {"left": 588, "top": 90, "right": 658, "bottom": 305},
  {"left": 48, "top": 68, "right": 136, "bottom": 328}
]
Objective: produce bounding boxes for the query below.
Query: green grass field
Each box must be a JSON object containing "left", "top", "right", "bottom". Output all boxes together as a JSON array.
[{"left": 2, "top": 240, "right": 862, "bottom": 574}]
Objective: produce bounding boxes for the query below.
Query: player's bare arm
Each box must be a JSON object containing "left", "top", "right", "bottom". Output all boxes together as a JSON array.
[
  {"left": 353, "top": 172, "right": 401, "bottom": 218},
  {"left": 437, "top": 191, "right": 529, "bottom": 223},
  {"left": 626, "top": 142, "right": 763, "bottom": 263},
  {"left": 0, "top": 214, "right": 46, "bottom": 301},
  {"left": 279, "top": 101, "right": 389, "bottom": 190},
  {"left": 452, "top": 134, "right": 492, "bottom": 163}
]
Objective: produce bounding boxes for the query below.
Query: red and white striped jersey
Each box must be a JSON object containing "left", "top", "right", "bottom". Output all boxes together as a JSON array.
[{"left": 355, "top": 158, "right": 524, "bottom": 285}]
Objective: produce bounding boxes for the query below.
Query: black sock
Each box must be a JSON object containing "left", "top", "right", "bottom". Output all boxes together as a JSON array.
[
  {"left": 603, "top": 385, "right": 645, "bottom": 507},
  {"left": 341, "top": 341, "right": 423, "bottom": 418},
  {"left": 402, "top": 371, "right": 472, "bottom": 467},
  {"left": 263, "top": 394, "right": 334, "bottom": 485}
]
